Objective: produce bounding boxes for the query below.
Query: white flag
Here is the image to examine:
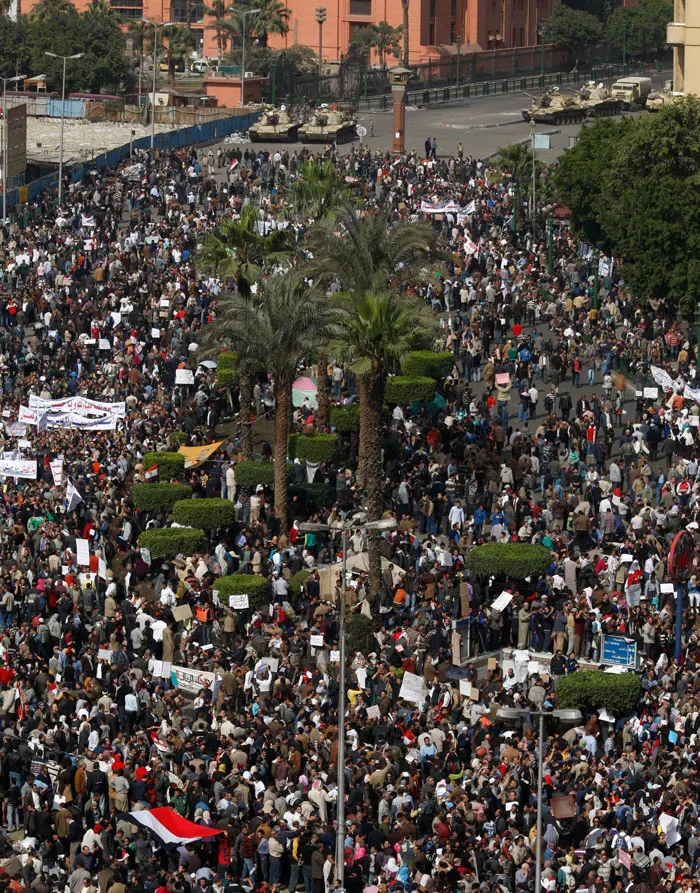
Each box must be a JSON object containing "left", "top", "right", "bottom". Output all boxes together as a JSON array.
[{"left": 66, "top": 479, "right": 83, "bottom": 511}]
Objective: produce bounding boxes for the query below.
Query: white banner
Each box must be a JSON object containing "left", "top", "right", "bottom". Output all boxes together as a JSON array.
[
  {"left": 50, "top": 456, "right": 64, "bottom": 488},
  {"left": 398, "top": 670, "right": 427, "bottom": 705},
  {"left": 684, "top": 384, "right": 700, "bottom": 404},
  {"left": 19, "top": 407, "right": 117, "bottom": 431},
  {"left": 28, "top": 395, "right": 126, "bottom": 418},
  {"left": 650, "top": 366, "right": 678, "bottom": 392},
  {"left": 491, "top": 591, "right": 514, "bottom": 612},
  {"left": 169, "top": 665, "right": 218, "bottom": 695},
  {"left": 0, "top": 457, "right": 36, "bottom": 479}
]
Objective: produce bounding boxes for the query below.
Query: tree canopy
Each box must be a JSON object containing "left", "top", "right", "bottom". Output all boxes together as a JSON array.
[
  {"left": 542, "top": 4, "right": 602, "bottom": 52},
  {"left": 554, "top": 97, "right": 700, "bottom": 315}
]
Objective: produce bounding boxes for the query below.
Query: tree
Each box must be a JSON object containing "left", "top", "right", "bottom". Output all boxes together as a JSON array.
[
  {"left": 329, "top": 290, "right": 437, "bottom": 598},
  {"left": 246, "top": 0, "right": 290, "bottom": 46},
  {"left": 28, "top": 0, "right": 84, "bottom": 92},
  {"left": 492, "top": 142, "right": 533, "bottom": 194},
  {"left": 400, "top": 0, "right": 409, "bottom": 65},
  {"left": 606, "top": 0, "right": 672, "bottom": 56},
  {"left": 542, "top": 4, "right": 601, "bottom": 54},
  {"left": 553, "top": 116, "right": 633, "bottom": 246},
  {"left": 554, "top": 97, "right": 700, "bottom": 315},
  {"left": 203, "top": 275, "right": 333, "bottom": 529},
  {"left": 285, "top": 158, "right": 355, "bottom": 221},
  {"left": 0, "top": 16, "right": 31, "bottom": 81},
  {"left": 163, "top": 25, "right": 196, "bottom": 81},
  {"left": 371, "top": 21, "right": 402, "bottom": 68},
  {"left": 80, "top": 0, "right": 128, "bottom": 93},
  {"left": 205, "top": 0, "right": 236, "bottom": 58},
  {"left": 197, "top": 206, "right": 291, "bottom": 458}
]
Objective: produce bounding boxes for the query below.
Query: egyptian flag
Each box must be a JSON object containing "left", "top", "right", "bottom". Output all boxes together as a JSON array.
[
  {"left": 144, "top": 464, "right": 158, "bottom": 481},
  {"left": 149, "top": 730, "right": 171, "bottom": 756},
  {"left": 125, "top": 807, "right": 223, "bottom": 846}
]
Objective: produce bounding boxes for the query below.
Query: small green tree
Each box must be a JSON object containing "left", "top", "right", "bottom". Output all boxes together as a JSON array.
[
  {"left": 133, "top": 483, "right": 192, "bottom": 512},
  {"left": 401, "top": 351, "right": 454, "bottom": 380},
  {"left": 605, "top": 0, "right": 672, "bottom": 55},
  {"left": 346, "top": 614, "right": 377, "bottom": 656},
  {"left": 215, "top": 573, "right": 271, "bottom": 611},
  {"left": 466, "top": 543, "right": 552, "bottom": 579},
  {"left": 330, "top": 405, "right": 360, "bottom": 433},
  {"left": 235, "top": 461, "right": 276, "bottom": 488},
  {"left": 557, "top": 671, "right": 642, "bottom": 714},
  {"left": 384, "top": 376, "right": 436, "bottom": 406},
  {"left": 287, "top": 433, "right": 338, "bottom": 463},
  {"left": 138, "top": 527, "right": 208, "bottom": 559},
  {"left": 172, "top": 498, "right": 237, "bottom": 530},
  {"left": 542, "top": 4, "right": 602, "bottom": 53},
  {"left": 142, "top": 452, "right": 185, "bottom": 482}
]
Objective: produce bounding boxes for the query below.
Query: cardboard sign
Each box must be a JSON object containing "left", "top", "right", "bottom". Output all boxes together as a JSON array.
[
  {"left": 229, "top": 594, "right": 249, "bottom": 609},
  {"left": 175, "top": 369, "right": 195, "bottom": 386},
  {"left": 310, "top": 634, "right": 325, "bottom": 648},
  {"left": 172, "top": 604, "right": 193, "bottom": 622},
  {"left": 495, "top": 373, "right": 511, "bottom": 386},
  {"left": 366, "top": 705, "right": 380, "bottom": 719}
]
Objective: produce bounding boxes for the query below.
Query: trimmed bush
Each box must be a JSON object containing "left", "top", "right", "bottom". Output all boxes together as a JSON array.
[
  {"left": 290, "top": 483, "right": 336, "bottom": 512},
  {"left": 346, "top": 614, "right": 377, "bottom": 657},
  {"left": 288, "top": 433, "right": 338, "bottom": 463},
  {"left": 217, "top": 352, "right": 237, "bottom": 371},
  {"left": 288, "top": 569, "right": 312, "bottom": 598},
  {"left": 215, "top": 573, "right": 271, "bottom": 611},
  {"left": 133, "top": 483, "right": 192, "bottom": 513},
  {"left": 401, "top": 350, "right": 454, "bottom": 380},
  {"left": 172, "top": 498, "right": 237, "bottom": 530},
  {"left": 330, "top": 405, "right": 360, "bottom": 433},
  {"left": 384, "top": 376, "right": 437, "bottom": 406},
  {"left": 557, "top": 671, "right": 642, "bottom": 714},
  {"left": 466, "top": 543, "right": 552, "bottom": 579},
  {"left": 235, "top": 461, "right": 276, "bottom": 488},
  {"left": 217, "top": 369, "right": 236, "bottom": 389},
  {"left": 138, "top": 527, "right": 207, "bottom": 559},
  {"left": 169, "top": 431, "right": 189, "bottom": 447},
  {"left": 142, "top": 452, "right": 186, "bottom": 482}
]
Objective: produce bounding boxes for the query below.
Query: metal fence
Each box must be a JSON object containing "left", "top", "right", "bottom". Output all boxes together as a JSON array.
[
  {"left": 351, "top": 61, "right": 664, "bottom": 111},
  {"left": 5, "top": 110, "right": 259, "bottom": 212}
]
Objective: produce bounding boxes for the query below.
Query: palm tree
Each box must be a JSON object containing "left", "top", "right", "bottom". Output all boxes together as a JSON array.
[
  {"left": 308, "top": 202, "right": 432, "bottom": 296},
  {"left": 373, "top": 21, "right": 402, "bottom": 69},
  {"left": 329, "top": 290, "right": 437, "bottom": 597},
  {"left": 205, "top": 0, "right": 236, "bottom": 58},
  {"left": 493, "top": 141, "right": 536, "bottom": 226},
  {"left": 248, "top": 0, "right": 290, "bottom": 45},
  {"left": 197, "top": 206, "right": 292, "bottom": 457},
  {"left": 401, "top": 0, "right": 409, "bottom": 65},
  {"left": 164, "top": 25, "right": 196, "bottom": 81},
  {"left": 203, "top": 275, "right": 332, "bottom": 529},
  {"left": 285, "top": 159, "right": 355, "bottom": 431}
]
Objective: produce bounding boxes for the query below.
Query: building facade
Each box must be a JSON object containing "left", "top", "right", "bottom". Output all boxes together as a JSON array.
[
  {"left": 18, "top": 0, "right": 558, "bottom": 66},
  {"left": 667, "top": 0, "right": 699, "bottom": 93}
]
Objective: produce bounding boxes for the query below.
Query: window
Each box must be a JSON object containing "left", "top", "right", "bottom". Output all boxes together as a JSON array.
[
  {"left": 172, "top": 0, "right": 205, "bottom": 22},
  {"left": 450, "top": 0, "right": 456, "bottom": 15},
  {"left": 349, "top": 0, "right": 371, "bottom": 14},
  {"left": 429, "top": 20, "right": 435, "bottom": 42},
  {"left": 109, "top": 0, "right": 142, "bottom": 7}
]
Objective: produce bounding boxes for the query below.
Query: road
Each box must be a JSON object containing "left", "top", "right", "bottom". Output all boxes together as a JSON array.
[{"left": 215, "top": 70, "right": 670, "bottom": 161}]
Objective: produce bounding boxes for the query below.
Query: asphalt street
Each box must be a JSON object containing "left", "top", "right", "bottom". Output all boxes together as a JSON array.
[{"left": 216, "top": 69, "right": 670, "bottom": 161}]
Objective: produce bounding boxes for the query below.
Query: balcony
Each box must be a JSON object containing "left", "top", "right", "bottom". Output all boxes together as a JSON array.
[
  {"left": 349, "top": 0, "right": 372, "bottom": 16},
  {"left": 667, "top": 22, "right": 686, "bottom": 45}
]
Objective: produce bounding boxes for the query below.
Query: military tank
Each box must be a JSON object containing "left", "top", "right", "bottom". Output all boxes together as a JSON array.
[
  {"left": 521, "top": 88, "right": 589, "bottom": 125},
  {"left": 647, "top": 90, "right": 685, "bottom": 111},
  {"left": 248, "top": 106, "right": 301, "bottom": 143},
  {"left": 298, "top": 107, "right": 357, "bottom": 143},
  {"left": 577, "top": 82, "right": 624, "bottom": 118}
]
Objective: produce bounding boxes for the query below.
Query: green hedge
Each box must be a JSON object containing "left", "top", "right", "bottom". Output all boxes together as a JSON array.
[
  {"left": 330, "top": 405, "right": 360, "bottom": 433},
  {"left": 384, "top": 376, "right": 437, "bottom": 406},
  {"left": 401, "top": 350, "right": 454, "bottom": 380},
  {"left": 217, "top": 352, "right": 237, "bottom": 371},
  {"left": 235, "top": 461, "right": 276, "bottom": 488},
  {"left": 557, "top": 671, "right": 642, "bottom": 714},
  {"left": 288, "top": 433, "right": 338, "bottom": 463},
  {"left": 215, "top": 573, "right": 271, "bottom": 611},
  {"left": 466, "top": 543, "right": 552, "bottom": 579},
  {"left": 133, "top": 483, "right": 193, "bottom": 513},
  {"left": 289, "top": 569, "right": 312, "bottom": 597},
  {"left": 138, "top": 527, "right": 207, "bottom": 559},
  {"left": 217, "top": 369, "right": 236, "bottom": 389},
  {"left": 172, "top": 498, "right": 237, "bottom": 530},
  {"left": 169, "top": 431, "right": 189, "bottom": 447},
  {"left": 346, "top": 614, "right": 376, "bottom": 656},
  {"left": 289, "top": 483, "right": 336, "bottom": 512},
  {"left": 142, "top": 452, "right": 186, "bottom": 482}
]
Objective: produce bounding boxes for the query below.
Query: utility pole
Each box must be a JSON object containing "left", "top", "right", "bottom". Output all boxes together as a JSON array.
[
  {"left": 1, "top": 74, "right": 25, "bottom": 222},
  {"left": 140, "top": 19, "right": 175, "bottom": 154},
  {"left": 240, "top": 9, "right": 258, "bottom": 108},
  {"left": 530, "top": 119, "right": 536, "bottom": 242},
  {"left": 547, "top": 214, "right": 553, "bottom": 276}
]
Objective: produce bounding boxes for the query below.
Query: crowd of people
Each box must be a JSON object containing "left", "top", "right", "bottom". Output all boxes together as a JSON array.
[{"left": 0, "top": 129, "right": 697, "bottom": 893}]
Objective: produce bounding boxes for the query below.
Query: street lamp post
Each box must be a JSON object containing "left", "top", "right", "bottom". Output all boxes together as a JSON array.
[
  {"left": 456, "top": 32, "right": 462, "bottom": 89},
  {"left": 0, "top": 74, "right": 25, "bottom": 223},
  {"left": 315, "top": 7, "right": 327, "bottom": 90},
  {"left": 530, "top": 119, "right": 536, "bottom": 241},
  {"left": 300, "top": 514, "right": 397, "bottom": 883},
  {"left": 497, "top": 706, "right": 582, "bottom": 893},
  {"left": 44, "top": 53, "right": 84, "bottom": 206},
  {"left": 622, "top": 24, "right": 627, "bottom": 72},
  {"left": 240, "top": 9, "right": 259, "bottom": 110},
  {"left": 140, "top": 19, "right": 176, "bottom": 154}
]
